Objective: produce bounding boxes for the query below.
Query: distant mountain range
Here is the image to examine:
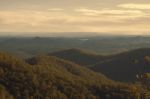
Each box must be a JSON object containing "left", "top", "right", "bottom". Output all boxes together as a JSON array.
[
  {"left": 0, "top": 36, "right": 150, "bottom": 98},
  {"left": 1, "top": 36, "right": 150, "bottom": 57}
]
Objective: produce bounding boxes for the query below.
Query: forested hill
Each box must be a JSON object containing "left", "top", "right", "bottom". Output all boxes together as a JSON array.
[
  {"left": 51, "top": 48, "right": 150, "bottom": 82},
  {"left": 91, "top": 48, "right": 150, "bottom": 82},
  {"left": 1, "top": 36, "right": 150, "bottom": 57},
  {"left": 50, "top": 48, "right": 105, "bottom": 66},
  {"left": 0, "top": 52, "right": 140, "bottom": 99}
]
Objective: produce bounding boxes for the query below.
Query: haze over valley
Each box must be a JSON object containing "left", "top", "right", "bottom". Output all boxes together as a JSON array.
[
  {"left": 0, "top": 35, "right": 149, "bottom": 99},
  {"left": 0, "top": 0, "right": 150, "bottom": 99}
]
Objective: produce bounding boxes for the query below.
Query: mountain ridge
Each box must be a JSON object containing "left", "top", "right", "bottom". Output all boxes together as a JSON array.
[
  {"left": 51, "top": 48, "right": 150, "bottom": 82},
  {"left": 50, "top": 48, "right": 106, "bottom": 66}
]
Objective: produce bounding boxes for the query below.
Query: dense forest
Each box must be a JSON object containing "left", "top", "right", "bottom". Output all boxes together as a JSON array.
[
  {"left": 0, "top": 37, "right": 150, "bottom": 99},
  {"left": 0, "top": 52, "right": 143, "bottom": 99},
  {"left": 51, "top": 48, "right": 150, "bottom": 82},
  {"left": 0, "top": 0, "right": 150, "bottom": 98}
]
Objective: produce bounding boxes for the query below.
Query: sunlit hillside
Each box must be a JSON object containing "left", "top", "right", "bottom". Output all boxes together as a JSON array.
[{"left": 0, "top": 52, "right": 141, "bottom": 99}]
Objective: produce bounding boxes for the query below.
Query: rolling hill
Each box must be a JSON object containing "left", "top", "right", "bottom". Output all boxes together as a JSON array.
[
  {"left": 0, "top": 52, "right": 140, "bottom": 99},
  {"left": 51, "top": 48, "right": 150, "bottom": 82},
  {"left": 2, "top": 36, "right": 150, "bottom": 57},
  {"left": 50, "top": 48, "right": 106, "bottom": 66},
  {"left": 91, "top": 48, "right": 150, "bottom": 82}
]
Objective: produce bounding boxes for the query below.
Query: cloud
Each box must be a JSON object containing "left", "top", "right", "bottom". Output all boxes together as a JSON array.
[
  {"left": 0, "top": 8, "right": 150, "bottom": 34},
  {"left": 75, "top": 8, "right": 147, "bottom": 20},
  {"left": 75, "top": 8, "right": 143, "bottom": 15},
  {"left": 118, "top": 3, "right": 150, "bottom": 10},
  {"left": 48, "top": 8, "right": 64, "bottom": 11},
  {"left": 75, "top": 8, "right": 145, "bottom": 16},
  {"left": 0, "top": 10, "right": 68, "bottom": 26}
]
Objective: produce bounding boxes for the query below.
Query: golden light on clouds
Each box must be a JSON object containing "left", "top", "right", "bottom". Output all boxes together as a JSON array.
[
  {"left": 0, "top": 0, "right": 150, "bottom": 35},
  {"left": 118, "top": 3, "right": 150, "bottom": 10},
  {"left": 48, "top": 8, "right": 64, "bottom": 11}
]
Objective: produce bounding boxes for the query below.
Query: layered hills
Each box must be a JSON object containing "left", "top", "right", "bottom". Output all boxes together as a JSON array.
[
  {"left": 50, "top": 48, "right": 105, "bottom": 66},
  {"left": 51, "top": 48, "right": 150, "bottom": 82},
  {"left": 0, "top": 52, "right": 139, "bottom": 99}
]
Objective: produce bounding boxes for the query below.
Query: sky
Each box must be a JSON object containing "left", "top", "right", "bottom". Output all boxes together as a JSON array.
[{"left": 0, "top": 0, "right": 150, "bottom": 36}]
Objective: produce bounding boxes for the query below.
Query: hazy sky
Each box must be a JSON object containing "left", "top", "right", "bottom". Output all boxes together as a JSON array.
[{"left": 0, "top": 0, "right": 150, "bottom": 36}]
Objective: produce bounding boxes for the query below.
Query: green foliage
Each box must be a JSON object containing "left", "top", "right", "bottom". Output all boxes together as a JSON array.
[
  {"left": 0, "top": 85, "right": 14, "bottom": 99},
  {"left": 0, "top": 52, "right": 141, "bottom": 99},
  {"left": 144, "top": 56, "right": 150, "bottom": 62},
  {"left": 139, "top": 73, "right": 150, "bottom": 90}
]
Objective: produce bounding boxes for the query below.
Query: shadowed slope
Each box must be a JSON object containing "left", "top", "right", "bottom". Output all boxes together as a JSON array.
[
  {"left": 91, "top": 48, "right": 150, "bottom": 82},
  {"left": 51, "top": 48, "right": 150, "bottom": 82},
  {"left": 50, "top": 48, "right": 105, "bottom": 66}
]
